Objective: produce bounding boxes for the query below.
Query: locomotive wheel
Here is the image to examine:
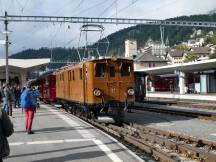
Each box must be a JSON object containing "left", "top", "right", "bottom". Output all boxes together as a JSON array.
[{"left": 90, "top": 111, "right": 96, "bottom": 121}]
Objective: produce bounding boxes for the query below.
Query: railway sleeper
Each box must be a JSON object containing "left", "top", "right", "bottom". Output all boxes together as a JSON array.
[
  {"left": 127, "top": 136, "right": 180, "bottom": 162},
  {"left": 139, "top": 133, "right": 177, "bottom": 150},
  {"left": 177, "top": 144, "right": 216, "bottom": 162},
  {"left": 152, "top": 149, "right": 180, "bottom": 162},
  {"left": 132, "top": 123, "right": 216, "bottom": 150}
]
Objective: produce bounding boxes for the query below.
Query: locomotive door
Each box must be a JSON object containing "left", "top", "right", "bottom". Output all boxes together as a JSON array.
[
  {"left": 68, "top": 71, "right": 71, "bottom": 100},
  {"left": 107, "top": 62, "right": 120, "bottom": 101},
  {"left": 83, "top": 64, "right": 88, "bottom": 104}
]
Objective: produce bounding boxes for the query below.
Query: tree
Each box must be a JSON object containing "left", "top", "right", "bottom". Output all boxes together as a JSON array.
[
  {"left": 206, "top": 34, "right": 216, "bottom": 45},
  {"left": 176, "top": 44, "right": 188, "bottom": 51},
  {"left": 183, "top": 53, "right": 199, "bottom": 63}
]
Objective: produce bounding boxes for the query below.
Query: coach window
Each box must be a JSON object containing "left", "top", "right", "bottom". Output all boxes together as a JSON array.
[
  {"left": 121, "top": 63, "right": 131, "bottom": 76},
  {"left": 110, "top": 66, "right": 115, "bottom": 77},
  {"left": 95, "top": 63, "right": 106, "bottom": 77},
  {"left": 80, "top": 68, "right": 83, "bottom": 80}
]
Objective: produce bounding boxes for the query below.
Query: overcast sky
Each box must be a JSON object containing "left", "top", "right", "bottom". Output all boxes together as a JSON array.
[{"left": 0, "top": 0, "right": 215, "bottom": 57}]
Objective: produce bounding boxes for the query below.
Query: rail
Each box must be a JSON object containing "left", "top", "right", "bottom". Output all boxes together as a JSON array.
[{"left": 61, "top": 104, "right": 216, "bottom": 162}]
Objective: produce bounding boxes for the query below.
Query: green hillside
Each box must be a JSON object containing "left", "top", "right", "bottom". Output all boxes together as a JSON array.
[{"left": 10, "top": 13, "right": 216, "bottom": 60}]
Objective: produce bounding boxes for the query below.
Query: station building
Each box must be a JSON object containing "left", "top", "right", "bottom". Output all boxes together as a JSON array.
[
  {"left": 0, "top": 58, "right": 50, "bottom": 87},
  {"left": 135, "top": 59, "right": 216, "bottom": 95}
]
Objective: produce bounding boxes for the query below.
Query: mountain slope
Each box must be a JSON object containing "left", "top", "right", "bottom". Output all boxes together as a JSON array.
[{"left": 10, "top": 13, "right": 216, "bottom": 60}]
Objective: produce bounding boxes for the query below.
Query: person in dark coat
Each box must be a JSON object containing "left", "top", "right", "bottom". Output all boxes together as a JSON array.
[
  {"left": 0, "top": 108, "right": 14, "bottom": 161},
  {"left": 14, "top": 86, "right": 21, "bottom": 108}
]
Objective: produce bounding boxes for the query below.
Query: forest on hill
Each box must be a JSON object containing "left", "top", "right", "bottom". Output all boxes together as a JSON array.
[{"left": 10, "top": 13, "right": 216, "bottom": 61}]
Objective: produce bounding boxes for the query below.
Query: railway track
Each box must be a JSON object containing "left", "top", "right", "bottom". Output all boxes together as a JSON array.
[
  {"left": 134, "top": 105, "right": 216, "bottom": 121},
  {"left": 61, "top": 106, "right": 216, "bottom": 162}
]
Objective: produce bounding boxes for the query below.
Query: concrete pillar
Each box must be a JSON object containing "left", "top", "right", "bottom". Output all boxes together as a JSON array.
[
  {"left": 20, "top": 70, "right": 27, "bottom": 88},
  {"left": 145, "top": 75, "right": 148, "bottom": 94},
  {"left": 179, "top": 71, "right": 185, "bottom": 94},
  {"left": 200, "top": 74, "right": 207, "bottom": 93}
]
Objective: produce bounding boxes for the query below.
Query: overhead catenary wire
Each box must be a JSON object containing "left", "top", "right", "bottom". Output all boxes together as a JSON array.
[
  {"left": 47, "top": 0, "right": 86, "bottom": 49},
  {"left": 109, "top": 0, "right": 140, "bottom": 17},
  {"left": 21, "top": 0, "right": 30, "bottom": 12},
  {"left": 73, "top": 0, "right": 109, "bottom": 17},
  {"left": 0, "top": 0, "right": 4, "bottom": 15},
  {"left": 98, "top": 0, "right": 116, "bottom": 17}
]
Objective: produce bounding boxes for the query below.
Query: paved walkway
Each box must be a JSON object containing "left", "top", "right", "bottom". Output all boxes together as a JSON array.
[
  {"left": 146, "top": 92, "right": 216, "bottom": 102},
  {"left": 125, "top": 109, "right": 216, "bottom": 142},
  {"left": 4, "top": 104, "right": 146, "bottom": 162}
]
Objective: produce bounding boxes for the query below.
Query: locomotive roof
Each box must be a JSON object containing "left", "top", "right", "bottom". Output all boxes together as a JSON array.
[{"left": 55, "top": 57, "right": 133, "bottom": 73}]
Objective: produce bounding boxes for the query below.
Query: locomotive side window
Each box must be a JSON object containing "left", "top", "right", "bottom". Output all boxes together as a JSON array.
[
  {"left": 95, "top": 63, "right": 106, "bottom": 77},
  {"left": 72, "top": 70, "right": 75, "bottom": 80},
  {"left": 80, "top": 68, "right": 83, "bottom": 80},
  {"left": 121, "top": 63, "right": 131, "bottom": 76},
  {"left": 62, "top": 73, "right": 64, "bottom": 81},
  {"left": 110, "top": 66, "right": 115, "bottom": 77},
  {"left": 68, "top": 71, "right": 71, "bottom": 81}
]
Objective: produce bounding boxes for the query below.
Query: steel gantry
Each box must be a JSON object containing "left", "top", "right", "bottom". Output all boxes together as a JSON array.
[
  {"left": 1, "top": 12, "right": 216, "bottom": 84},
  {"left": 1, "top": 14, "right": 216, "bottom": 27}
]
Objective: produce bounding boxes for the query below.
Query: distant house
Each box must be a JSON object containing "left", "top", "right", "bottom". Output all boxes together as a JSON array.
[
  {"left": 188, "top": 47, "right": 212, "bottom": 60},
  {"left": 187, "top": 38, "right": 205, "bottom": 47},
  {"left": 167, "top": 50, "right": 186, "bottom": 64},
  {"left": 133, "top": 52, "right": 167, "bottom": 70}
]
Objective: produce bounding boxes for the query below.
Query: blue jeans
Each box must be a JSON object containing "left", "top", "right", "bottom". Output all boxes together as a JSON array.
[{"left": 3, "top": 99, "right": 9, "bottom": 115}]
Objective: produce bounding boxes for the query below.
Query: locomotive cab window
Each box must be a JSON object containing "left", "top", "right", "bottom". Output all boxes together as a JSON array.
[
  {"left": 110, "top": 66, "right": 115, "bottom": 77},
  {"left": 121, "top": 63, "right": 131, "bottom": 76},
  {"left": 72, "top": 70, "right": 75, "bottom": 80},
  {"left": 95, "top": 63, "right": 106, "bottom": 77}
]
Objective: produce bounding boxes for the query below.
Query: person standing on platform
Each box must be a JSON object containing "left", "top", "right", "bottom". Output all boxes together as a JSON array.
[
  {"left": 8, "top": 86, "right": 15, "bottom": 117},
  {"left": 14, "top": 86, "right": 21, "bottom": 108},
  {"left": 0, "top": 107, "right": 14, "bottom": 162},
  {"left": 33, "top": 86, "right": 40, "bottom": 109},
  {"left": 20, "top": 83, "right": 37, "bottom": 134},
  {"left": 2, "top": 84, "right": 10, "bottom": 115}
]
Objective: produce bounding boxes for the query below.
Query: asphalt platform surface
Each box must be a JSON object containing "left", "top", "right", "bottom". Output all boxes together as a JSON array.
[{"left": 4, "top": 104, "right": 147, "bottom": 162}]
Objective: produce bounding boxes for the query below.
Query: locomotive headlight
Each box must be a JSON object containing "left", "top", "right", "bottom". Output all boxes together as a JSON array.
[
  {"left": 127, "top": 88, "right": 134, "bottom": 96},
  {"left": 94, "top": 89, "right": 102, "bottom": 97}
]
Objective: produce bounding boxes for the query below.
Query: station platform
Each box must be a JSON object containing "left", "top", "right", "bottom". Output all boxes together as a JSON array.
[
  {"left": 5, "top": 104, "right": 144, "bottom": 162},
  {"left": 145, "top": 92, "right": 216, "bottom": 102}
]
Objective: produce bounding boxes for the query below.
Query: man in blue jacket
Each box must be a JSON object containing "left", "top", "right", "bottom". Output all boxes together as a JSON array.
[{"left": 20, "top": 83, "right": 39, "bottom": 134}]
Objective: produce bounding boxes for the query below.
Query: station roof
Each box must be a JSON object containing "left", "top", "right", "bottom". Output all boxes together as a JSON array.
[
  {"left": 0, "top": 58, "right": 50, "bottom": 69},
  {"left": 135, "top": 53, "right": 167, "bottom": 62},
  {"left": 135, "top": 59, "right": 216, "bottom": 75}
]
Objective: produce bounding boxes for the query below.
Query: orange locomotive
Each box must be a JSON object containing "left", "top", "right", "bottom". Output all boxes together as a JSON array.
[{"left": 56, "top": 57, "right": 135, "bottom": 123}]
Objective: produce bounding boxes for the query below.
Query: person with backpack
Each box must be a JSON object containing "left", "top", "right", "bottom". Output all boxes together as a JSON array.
[
  {"left": 20, "top": 83, "right": 38, "bottom": 134},
  {"left": 2, "top": 84, "right": 10, "bottom": 116},
  {"left": 0, "top": 108, "right": 14, "bottom": 162}
]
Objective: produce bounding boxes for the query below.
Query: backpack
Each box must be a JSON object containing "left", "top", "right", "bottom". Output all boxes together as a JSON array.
[{"left": 20, "top": 89, "right": 32, "bottom": 108}]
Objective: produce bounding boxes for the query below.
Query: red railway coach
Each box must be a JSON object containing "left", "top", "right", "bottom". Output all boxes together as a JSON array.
[{"left": 31, "top": 71, "right": 56, "bottom": 103}]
